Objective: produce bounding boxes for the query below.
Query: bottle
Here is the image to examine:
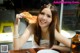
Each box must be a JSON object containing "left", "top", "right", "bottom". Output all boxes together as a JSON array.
[{"left": 71, "top": 30, "right": 80, "bottom": 53}]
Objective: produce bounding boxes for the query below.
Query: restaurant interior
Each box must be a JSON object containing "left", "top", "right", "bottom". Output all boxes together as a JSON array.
[{"left": 0, "top": 0, "right": 80, "bottom": 53}]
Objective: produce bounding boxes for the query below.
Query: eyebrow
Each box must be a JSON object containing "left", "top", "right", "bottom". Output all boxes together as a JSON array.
[{"left": 41, "top": 11, "right": 52, "bottom": 16}]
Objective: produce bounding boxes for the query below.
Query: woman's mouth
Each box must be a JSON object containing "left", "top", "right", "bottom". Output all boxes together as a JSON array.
[{"left": 40, "top": 20, "right": 46, "bottom": 24}]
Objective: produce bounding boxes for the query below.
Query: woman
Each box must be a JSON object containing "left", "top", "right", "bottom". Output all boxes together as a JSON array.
[{"left": 14, "top": 4, "right": 71, "bottom": 52}]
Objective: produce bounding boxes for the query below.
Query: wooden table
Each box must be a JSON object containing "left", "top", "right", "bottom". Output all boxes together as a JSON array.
[{"left": 8, "top": 48, "right": 70, "bottom": 53}]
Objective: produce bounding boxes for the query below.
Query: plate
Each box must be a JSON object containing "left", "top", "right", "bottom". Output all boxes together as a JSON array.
[{"left": 37, "top": 49, "right": 59, "bottom": 53}]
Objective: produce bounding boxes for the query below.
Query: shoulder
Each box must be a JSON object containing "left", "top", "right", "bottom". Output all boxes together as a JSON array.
[
  {"left": 55, "top": 29, "right": 59, "bottom": 34},
  {"left": 55, "top": 29, "right": 61, "bottom": 38}
]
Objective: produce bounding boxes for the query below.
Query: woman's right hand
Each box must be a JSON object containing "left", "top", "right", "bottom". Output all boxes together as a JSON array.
[
  {"left": 15, "top": 14, "right": 21, "bottom": 25},
  {"left": 14, "top": 14, "right": 23, "bottom": 35}
]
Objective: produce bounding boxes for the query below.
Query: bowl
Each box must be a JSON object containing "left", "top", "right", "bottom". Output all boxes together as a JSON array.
[{"left": 37, "top": 49, "right": 59, "bottom": 53}]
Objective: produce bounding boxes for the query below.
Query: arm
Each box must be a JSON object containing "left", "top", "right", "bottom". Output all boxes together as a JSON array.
[
  {"left": 13, "top": 14, "right": 33, "bottom": 50},
  {"left": 51, "top": 29, "right": 71, "bottom": 52},
  {"left": 55, "top": 29, "right": 71, "bottom": 47},
  {"left": 51, "top": 45, "right": 70, "bottom": 52},
  {"left": 14, "top": 25, "right": 32, "bottom": 50}
]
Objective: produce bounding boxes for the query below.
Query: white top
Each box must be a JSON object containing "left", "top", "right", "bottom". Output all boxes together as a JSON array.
[
  {"left": 40, "top": 40, "right": 50, "bottom": 48},
  {"left": 32, "top": 37, "right": 50, "bottom": 48}
]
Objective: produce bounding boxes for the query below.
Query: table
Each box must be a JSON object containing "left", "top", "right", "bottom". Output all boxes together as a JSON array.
[{"left": 8, "top": 48, "right": 70, "bottom": 53}]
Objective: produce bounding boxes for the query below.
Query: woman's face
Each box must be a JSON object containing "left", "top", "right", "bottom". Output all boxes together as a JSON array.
[{"left": 38, "top": 8, "right": 52, "bottom": 28}]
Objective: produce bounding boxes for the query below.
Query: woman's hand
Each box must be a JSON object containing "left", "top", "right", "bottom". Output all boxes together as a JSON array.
[
  {"left": 16, "top": 13, "right": 24, "bottom": 19},
  {"left": 50, "top": 45, "right": 58, "bottom": 50},
  {"left": 15, "top": 14, "right": 21, "bottom": 25},
  {"left": 14, "top": 14, "right": 22, "bottom": 36},
  {"left": 50, "top": 45, "right": 70, "bottom": 52}
]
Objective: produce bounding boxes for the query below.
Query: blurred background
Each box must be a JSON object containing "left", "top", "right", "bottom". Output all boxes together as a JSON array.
[{"left": 0, "top": 0, "right": 80, "bottom": 53}]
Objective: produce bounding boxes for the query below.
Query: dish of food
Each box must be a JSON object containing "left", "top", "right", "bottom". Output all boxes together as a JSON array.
[{"left": 37, "top": 49, "right": 59, "bottom": 53}]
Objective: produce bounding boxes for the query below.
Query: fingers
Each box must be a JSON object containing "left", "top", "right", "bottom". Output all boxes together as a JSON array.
[
  {"left": 50, "top": 46, "right": 53, "bottom": 49},
  {"left": 16, "top": 14, "right": 23, "bottom": 19},
  {"left": 14, "top": 17, "right": 20, "bottom": 34},
  {"left": 15, "top": 18, "right": 20, "bottom": 25},
  {"left": 20, "top": 13, "right": 25, "bottom": 18},
  {"left": 15, "top": 13, "right": 23, "bottom": 25},
  {"left": 50, "top": 45, "right": 55, "bottom": 49}
]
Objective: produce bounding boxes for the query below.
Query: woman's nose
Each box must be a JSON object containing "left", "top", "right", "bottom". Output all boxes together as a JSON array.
[{"left": 42, "top": 15, "right": 46, "bottom": 19}]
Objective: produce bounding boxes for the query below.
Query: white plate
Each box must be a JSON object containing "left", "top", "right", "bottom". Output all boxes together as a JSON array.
[{"left": 37, "top": 49, "right": 59, "bottom": 53}]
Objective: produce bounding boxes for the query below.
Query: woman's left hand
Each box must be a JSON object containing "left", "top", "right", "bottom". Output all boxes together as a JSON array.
[
  {"left": 50, "top": 45, "right": 70, "bottom": 52},
  {"left": 50, "top": 45, "right": 58, "bottom": 50}
]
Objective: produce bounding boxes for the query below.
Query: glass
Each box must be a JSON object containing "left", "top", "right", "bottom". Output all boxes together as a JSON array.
[{"left": 71, "top": 30, "right": 80, "bottom": 53}]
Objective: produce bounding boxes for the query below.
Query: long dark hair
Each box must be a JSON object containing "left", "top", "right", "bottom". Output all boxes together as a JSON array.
[{"left": 34, "top": 4, "right": 60, "bottom": 47}]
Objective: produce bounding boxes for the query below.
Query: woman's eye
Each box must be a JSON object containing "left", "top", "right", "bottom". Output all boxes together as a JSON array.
[
  {"left": 47, "top": 15, "right": 51, "bottom": 18},
  {"left": 40, "top": 12, "right": 44, "bottom": 15}
]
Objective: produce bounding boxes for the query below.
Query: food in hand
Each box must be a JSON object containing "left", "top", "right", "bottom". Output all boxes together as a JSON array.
[
  {"left": 21, "top": 11, "right": 37, "bottom": 23},
  {"left": 21, "top": 11, "right": 32, "bottom": 19}
]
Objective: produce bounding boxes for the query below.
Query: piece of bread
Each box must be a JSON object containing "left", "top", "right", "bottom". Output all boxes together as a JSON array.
[
  {"left": 21, "top": 11, "right": 32, "bottom": 18},
  {"left": 21, "top": 11, "right": 37, "bottom": 23}
]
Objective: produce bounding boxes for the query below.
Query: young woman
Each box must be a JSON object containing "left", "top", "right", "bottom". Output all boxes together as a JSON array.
[{"left": 14, "top": 4, "right": 71, "bottom": 52}]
